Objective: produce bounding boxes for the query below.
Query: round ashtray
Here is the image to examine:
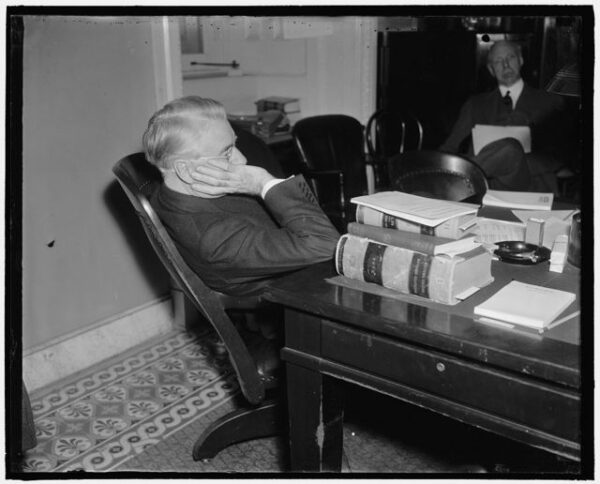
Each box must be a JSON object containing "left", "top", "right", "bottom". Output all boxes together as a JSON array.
[{"left": 494, "top": 241, "right": 551, "bottom": 265}]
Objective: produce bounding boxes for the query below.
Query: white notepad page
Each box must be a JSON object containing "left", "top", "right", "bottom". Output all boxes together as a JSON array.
[{"left": 474, "top": 281, "right": 576, "bottom": 329}]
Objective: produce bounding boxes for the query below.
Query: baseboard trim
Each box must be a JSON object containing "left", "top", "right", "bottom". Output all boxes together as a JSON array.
[{"left": 23, "top": 297, "right": 175, "bottom": 392}]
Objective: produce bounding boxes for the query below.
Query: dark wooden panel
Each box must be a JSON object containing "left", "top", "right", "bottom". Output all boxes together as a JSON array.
[
  {"left": 321, "top": 321, "right": 580, "bottom": 442},
  {"left": 283, "top": 347, "right": 580, "bottom": 462}
]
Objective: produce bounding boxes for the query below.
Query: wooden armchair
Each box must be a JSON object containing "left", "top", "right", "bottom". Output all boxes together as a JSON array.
[{"left": 112, "top": 153, "right": 282, "bottom": 461}]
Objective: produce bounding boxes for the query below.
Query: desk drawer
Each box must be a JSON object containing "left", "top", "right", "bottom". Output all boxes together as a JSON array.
[{"left": 321, "top": 322, "right": 580, "bottom": 442}]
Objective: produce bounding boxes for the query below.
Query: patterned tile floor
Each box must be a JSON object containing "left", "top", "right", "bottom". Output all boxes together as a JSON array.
[
  {"left": 21, "top": 327, "right": 581, "bottom": 475},
  {"left": 22, "top": 328, "right": 236, "bottom": 472}
]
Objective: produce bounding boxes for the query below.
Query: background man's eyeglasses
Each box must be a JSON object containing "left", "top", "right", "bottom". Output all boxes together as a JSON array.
[{"left": 492, "top": 54, "right": 517, "bottom": 68}]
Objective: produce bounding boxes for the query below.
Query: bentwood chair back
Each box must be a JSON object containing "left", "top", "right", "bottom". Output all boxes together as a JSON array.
[
  {"left": 113, "top": 149, "right": 281, "bottom": 461},
  {"left": 292, "top": 114, "right": 368, "bottom": 231},
  {"left": 389, "top": 150, "right": 489, "bottom": 204},
  {"left": 365, "top": 109, "right": 424, "bottom": 189}
]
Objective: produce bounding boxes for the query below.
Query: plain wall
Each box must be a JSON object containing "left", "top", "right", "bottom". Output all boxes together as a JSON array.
[
  {"left": 21, "top": 14, "right": 376, "bottom": 354},
  {"left": 183, "top": 17, "right": 377, "bottom": 125},
  {"left": 22, "top": 16, "right": 171, "bottom": 350}
]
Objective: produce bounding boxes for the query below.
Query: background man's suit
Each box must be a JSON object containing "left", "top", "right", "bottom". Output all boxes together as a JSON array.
[{"left": 440, "top": 84, "right": 566, "bottom": 191}]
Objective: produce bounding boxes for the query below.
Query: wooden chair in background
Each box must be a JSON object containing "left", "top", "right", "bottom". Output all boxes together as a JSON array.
[
  {"left": 388, "top": 150, "right": 488, "bottom": 204},
  {"left": 292, "top": 114, "right": 369, "bottom": 232},
  {"left": 365, "top": 109, "right": 424, "bottom": 190}
]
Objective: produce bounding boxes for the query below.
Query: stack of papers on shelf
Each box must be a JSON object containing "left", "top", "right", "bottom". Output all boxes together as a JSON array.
[
  {"left": 474, "top": 281, "right": 576, "bottom": 332},
  {"left": 472, "top": 124, "right": 531, "bottom": 155},
  {"left": 482, "top": 190, "right": 554, "bottom": 210},
  {"left": 351, "top": 191, "right": 479, "bottom": 227}
]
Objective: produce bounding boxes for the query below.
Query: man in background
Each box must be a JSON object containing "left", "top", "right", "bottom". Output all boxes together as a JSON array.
[{"left": 440, "top": 40, "right": 566, "bottom": 192}]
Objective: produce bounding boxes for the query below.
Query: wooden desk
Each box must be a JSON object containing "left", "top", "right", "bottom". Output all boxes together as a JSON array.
[{"left": 264, "top": 260, "right": 581, "bottom": 472}]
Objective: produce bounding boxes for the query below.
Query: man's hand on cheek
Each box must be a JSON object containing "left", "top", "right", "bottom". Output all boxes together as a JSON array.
[{"left": 189, "top": 161, "right": 275, "bottom": 197}]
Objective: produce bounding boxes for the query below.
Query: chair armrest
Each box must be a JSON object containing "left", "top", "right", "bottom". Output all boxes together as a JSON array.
[{"left": 301, "top": 168, "right": 343, "bottom": 179}]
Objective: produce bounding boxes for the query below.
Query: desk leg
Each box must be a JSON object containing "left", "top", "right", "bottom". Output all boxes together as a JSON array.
[{"left": 286, "top": 362, "right": 344, "bottom": 472}]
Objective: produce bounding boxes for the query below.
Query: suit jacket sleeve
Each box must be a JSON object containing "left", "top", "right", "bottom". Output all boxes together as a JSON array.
[{"left": 194, "top": 175, "right": 340, "bottom": 283}]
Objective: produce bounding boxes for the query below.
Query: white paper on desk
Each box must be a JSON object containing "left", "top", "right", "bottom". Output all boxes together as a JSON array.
[
  {"left": 472, "top": 124, "right": 531, "bottom": 155},
  {"left": 473, "top": 218, "right": 526, "bottom": 244},
  {"left": 512, "top": 210, "right": 574, "bottom": 248},
  {"left": 482, "top": 190, "right": 553, "bottom": 210},
  {"left": 351, "top": 191, "right": 478, "bottom": 227},
  {"left": 512, "top": 210, "right": 577, "bottom": 224}
]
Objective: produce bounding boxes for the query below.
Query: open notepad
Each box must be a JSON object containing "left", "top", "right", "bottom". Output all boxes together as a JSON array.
[{"left": 474, "top": 281, "right": 576, "bottom": 331}]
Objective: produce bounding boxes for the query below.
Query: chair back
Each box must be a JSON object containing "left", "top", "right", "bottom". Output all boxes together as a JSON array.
[
  {"left": 366, "top": 109, "right": 423, "bottom": 159},
  {"left": 112, "top": 153, "right": 266, "bottom": 404},
  {"left": 389, "top": 150, "right": 488, "bottom": 204},
  {"left": 292, "top": 115, "right": 368, "bottom": 225},
  {"left": 365, "top": 109, "right": 423, "bottom": 190}
]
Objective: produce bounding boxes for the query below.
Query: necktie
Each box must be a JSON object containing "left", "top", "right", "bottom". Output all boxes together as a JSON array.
[{"left": 503, "top": 91, "right": 512, "bottom": 108}]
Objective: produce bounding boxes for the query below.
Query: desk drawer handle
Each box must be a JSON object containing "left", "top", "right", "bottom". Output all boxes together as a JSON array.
[{"left": 436, "top": 362, "right": 446, "bottom": 372}]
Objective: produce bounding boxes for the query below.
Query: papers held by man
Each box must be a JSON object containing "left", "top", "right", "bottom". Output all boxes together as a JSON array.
[{"left": 472, "top": 124, "right": 531, "bottom": 156}]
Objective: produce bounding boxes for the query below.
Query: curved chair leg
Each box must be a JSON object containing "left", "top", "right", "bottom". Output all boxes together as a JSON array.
[{"left": 192, "top": 399, "right": 283, "bottom": 461}]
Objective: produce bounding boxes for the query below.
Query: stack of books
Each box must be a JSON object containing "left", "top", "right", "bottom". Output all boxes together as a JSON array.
[
  {"left": 334, "top": 192, "right": 494, "bottom": 305},
  {"left": 255, "top": 96, "right": 301, "bottom": 134},
  {"left": 255, "top": 96, "right": 300, "bottom": 115}
]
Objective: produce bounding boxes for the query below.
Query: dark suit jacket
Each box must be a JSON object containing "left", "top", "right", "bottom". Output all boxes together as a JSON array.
[
  {"left": 151, "top": 175, "right": 340, "bottom": 296},
  {"left": 440, "top": 84, "right": 566, "bottom": 160}
]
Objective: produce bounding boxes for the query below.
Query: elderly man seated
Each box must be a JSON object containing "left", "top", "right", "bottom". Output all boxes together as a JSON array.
[{"left": 440, "top": 40, "right": 568, "bottom": 193}]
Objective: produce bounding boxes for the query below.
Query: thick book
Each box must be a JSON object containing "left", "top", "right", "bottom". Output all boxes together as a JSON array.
[
  {"left": 474, "top": 281, "right": 576, "bottom": 329},
  {"left": 351, "top": 191, "right": 479, "bottom": 227},
  {"left": 255, "top": 96, "right": 300, "bottom": 114},
  {"left": 335, "top": 234, "right": 494, "bottom": 305},
  {"left": 347, "top": 222, "right": 479, "bottom": 257},
  {"left": 482, "top": 190, "right": 554, "bottom": 210},
  {"left": 356, "top": 205, "right": 477, "bottom": 240}
]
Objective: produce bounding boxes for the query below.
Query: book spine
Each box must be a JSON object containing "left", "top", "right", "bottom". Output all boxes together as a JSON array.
[
  {"left": 355, "top": 205, "right": 469, "bottom": 239},
  {"left": 347, "top": 222, "right": 436, "bottom": 254},
  {"left": 336, "top": 235, "right": 455, "bottom": 304}
]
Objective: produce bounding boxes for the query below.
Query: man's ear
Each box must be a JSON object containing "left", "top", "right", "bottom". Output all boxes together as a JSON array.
[
  {"left": 174, "top": 161, "right": 193, "bottom": 184},
  {"left": 486, "top": 63, "right": 494, "bottom": 77}
]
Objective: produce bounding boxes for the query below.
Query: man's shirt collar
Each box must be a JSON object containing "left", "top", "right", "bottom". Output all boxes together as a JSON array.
[{"left": 498, "top": 78, "right": 524, "bottom": 108}]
